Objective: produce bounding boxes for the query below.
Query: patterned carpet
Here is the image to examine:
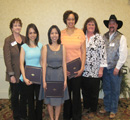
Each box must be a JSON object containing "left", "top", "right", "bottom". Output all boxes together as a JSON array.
[{"left": 0, "top": 99, "right": 130, "bottom": 120}]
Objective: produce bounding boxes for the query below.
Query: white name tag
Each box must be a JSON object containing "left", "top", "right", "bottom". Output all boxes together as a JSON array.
[
  {"left": 11, "top": 41, "right": 17, "bottom": 46},
  {"left": 109, "top": 43, "right": 115, "bottom": 47}
]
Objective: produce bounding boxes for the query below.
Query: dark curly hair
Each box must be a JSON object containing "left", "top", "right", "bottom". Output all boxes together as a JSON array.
[{"left": 63, "top": 10, "right": 79, "bottom": 25}]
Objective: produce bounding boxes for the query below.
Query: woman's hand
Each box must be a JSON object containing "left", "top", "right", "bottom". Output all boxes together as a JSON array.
[
  {"left": 10, "top": 76, "right": 16, "bottom": 83},
  {"left": 43, "top": 81, "right": 47, "bottom": 91},
  {"left": 98, "top": 67, "right": 103, "bottom": 77},
  {"left": 24, "top": 78, "right": 32, "bottom": 85},
  {"left": 74, "top": 69, "right": 83, "bottom": 77},
  {"left": 64, "top": 81, "right": 67, "bottom": 91},
  {"left": 67, "top": 71, "right": 71, "bottom": 77}
]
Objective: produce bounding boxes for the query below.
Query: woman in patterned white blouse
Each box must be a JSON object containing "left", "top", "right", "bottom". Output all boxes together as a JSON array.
[{"left": 81, "top": 18, "right": 107, "bottom": 118}]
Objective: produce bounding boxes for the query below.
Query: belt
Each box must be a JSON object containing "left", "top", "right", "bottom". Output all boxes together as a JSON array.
[{"left": 47, "top": 64, "right": 62, "bottom": 69}]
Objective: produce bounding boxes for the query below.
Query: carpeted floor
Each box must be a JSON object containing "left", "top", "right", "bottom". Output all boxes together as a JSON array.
[{"left": 0, "top": 99, "right": 130, "bottom": 120}]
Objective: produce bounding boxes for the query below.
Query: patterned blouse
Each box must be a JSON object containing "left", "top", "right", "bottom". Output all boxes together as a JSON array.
[{"left": 82, "top": 33, "right": 107, "bottom": 78}]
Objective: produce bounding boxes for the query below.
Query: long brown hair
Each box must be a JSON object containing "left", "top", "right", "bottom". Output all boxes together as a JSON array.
[
  {"left": 83, "top": 17, "right": 100, "bottom": 35},
  {"left": 26, "top": 23, "right": 39, "bottom": 46}
]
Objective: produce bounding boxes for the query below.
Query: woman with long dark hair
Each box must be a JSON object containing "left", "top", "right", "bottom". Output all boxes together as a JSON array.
[
  {"left": 20, "top": 23, "right": 43, "bottom": 120},
  {"left": 39, "top": 25, "right": 69, "bottom": 120},
  {"left": 82, "top": 18, "right": 107, "bottom": 118}
]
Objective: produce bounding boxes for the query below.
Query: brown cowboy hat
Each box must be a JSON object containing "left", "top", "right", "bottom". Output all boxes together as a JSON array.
[{"left": 103, "top": 15, "right": 123, "bottom": 29}]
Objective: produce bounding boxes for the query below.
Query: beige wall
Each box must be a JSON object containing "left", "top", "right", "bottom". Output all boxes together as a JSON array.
[
  {"left": 0, "top": 0, "right": 130, "bottom": 98},
  {"left": 0, "top": 0, "right": 130, "bottom": 47}
]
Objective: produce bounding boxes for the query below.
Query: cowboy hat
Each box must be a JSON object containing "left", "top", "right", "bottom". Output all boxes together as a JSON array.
[{"left": 103, "top": 15, "right": 123, "bottom": 29}]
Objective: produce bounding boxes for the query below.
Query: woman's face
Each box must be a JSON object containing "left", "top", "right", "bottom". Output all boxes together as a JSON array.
[
  {"left": 50, "top": 28, "right": 59, "bottom": 43},
  {"left": 66, "top": 14, "right": 75, "bottom": 28},
  {"left": 87, "top": 21, "right": 95, "bottom": 34},
  {"left": 28, "top": 28, "right": 37, "bottom": 42},
  {"left": 12, "top": 21, "right": 21, "bottom": 34}
]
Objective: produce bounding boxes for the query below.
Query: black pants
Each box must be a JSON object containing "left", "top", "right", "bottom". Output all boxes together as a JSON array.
[
  {"left": 63, "top": 77, "right": 82, "bottom": 120},
  {"left": 25, "top": 83, "right": 43, "bottom": 120},
  {"left": 81, "top": 77, "right": 100, "bottom": 112},
  {"left": 10, "top": 81, "right": 27, "bottom": 120}
]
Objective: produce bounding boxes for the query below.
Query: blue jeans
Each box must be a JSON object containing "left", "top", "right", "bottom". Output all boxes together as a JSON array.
[{"left": 103, "top": 68, "right": 122, "bottom": 113}]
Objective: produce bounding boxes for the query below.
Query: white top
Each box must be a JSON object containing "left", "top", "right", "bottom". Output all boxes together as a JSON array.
[{"left": 82, "top": 33, "right": 107, "bottom": 78}]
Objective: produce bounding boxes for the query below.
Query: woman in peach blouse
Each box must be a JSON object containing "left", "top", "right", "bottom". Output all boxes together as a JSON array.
[{"left": 61, "top": 10, "right": 86, "bottom": 120}]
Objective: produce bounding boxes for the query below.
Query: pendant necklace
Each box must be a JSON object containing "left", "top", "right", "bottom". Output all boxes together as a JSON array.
[{"left": 54, "top": 51, "right": 57, "bottom": 55}]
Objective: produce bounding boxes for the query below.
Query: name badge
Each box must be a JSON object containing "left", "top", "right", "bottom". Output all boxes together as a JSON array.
[
  {"left": 11, "top": 41, "right": 17, "bottom": 46},
  {"left": 109, "top": 43, "right": 115, "bottom": 47}
]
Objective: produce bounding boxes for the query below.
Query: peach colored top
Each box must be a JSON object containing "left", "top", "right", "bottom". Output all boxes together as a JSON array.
[{"left": 61, "top": 28, "right": 85, "bottom": 63}]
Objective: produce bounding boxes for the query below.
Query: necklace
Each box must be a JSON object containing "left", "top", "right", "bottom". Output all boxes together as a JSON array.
[
  {"left": 54, "top": 51, "right": 57, "bottom": 55},
  {"left": 49, "top": 44, "right": 60, "bottom": 55}
]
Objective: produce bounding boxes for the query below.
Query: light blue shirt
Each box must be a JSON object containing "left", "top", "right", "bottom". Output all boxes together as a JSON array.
[{"left": 19, "top": 42, "right": 43, "bottom": 82}]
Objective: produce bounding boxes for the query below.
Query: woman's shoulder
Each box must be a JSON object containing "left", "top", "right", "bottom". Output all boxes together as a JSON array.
[
  {"left": 20, "top": 34, "right": 26, "bottom": 38},
  {"left": 22, "top": 43, "right": 27, "bottom": 46},
  {"left": 61, "top": 29, "right": 66, "bottom": 34},
  {"left": 95, "top": 33, "right": 103, "bottom": 39},
  {"left": 75, "top": 28, "right": 85, "bottom": 36},
  {"left": 21, "top": 43, "right": 28, "bottom": 49},
  {"left": 5, "top": 34, "right": 25, "bottom": 43},
  {"left": 94, "top": 34, "right": 104, "bottom": 44},
  {"left": 95, "top": 33, "right": 101, "bottom": 36},
  {"left": 76, "top": 28, "right": 83, "bottom": 33},
  {"left": 41, "top": 44, "right": 47, "bottom": 53},
  {"left": 38, "top": 42, "right": 43, "bottom": 48},
  {"left": 38, "top": 42, "right": 43, "bottom": 50},
  {"left": 61, "top": 44, "right": 65, "bottom": 49},
  {"left": 61, "top": 28, "right": 66, "bottom": 32},
  {"left": 4, "top": 34, "right": 13, "bottom": 42}
]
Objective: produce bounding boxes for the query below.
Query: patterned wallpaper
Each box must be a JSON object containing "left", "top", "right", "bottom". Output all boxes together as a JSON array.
[{"left": 0, "top": 0, "right": 130, "bottom": 47}]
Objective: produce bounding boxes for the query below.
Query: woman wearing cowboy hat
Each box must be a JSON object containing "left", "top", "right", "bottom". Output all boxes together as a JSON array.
[{"left": 99, "top": 15, "right": 127, "bottom": 119}]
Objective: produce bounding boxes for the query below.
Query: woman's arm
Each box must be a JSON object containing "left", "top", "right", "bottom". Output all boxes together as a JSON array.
[
  {"left": 75, "top": 40, "right": 86, "bottom": 77},
  {"left": 80, "top": 40, "right": 86, "bottom": 72},
  {"left": 3, "top": 39, "right": 16, "bottom": 83},
  {"left": 62, "top": 45, "right": 67, "bottom": 90},
  {"left": 40, "top": 47, "right": 43, "bottom": 67},
  {"left": 42, "top": 45, "right": 47, "bottom": 90},
  {"left": 20, "top": 47, "right": 32, "bottom": 85},
  {"left": 40, "top": 44, "right": 43, "bottom": 66},
  {"left": 98, "top": 35, "right": 107, "bottom": 77}
]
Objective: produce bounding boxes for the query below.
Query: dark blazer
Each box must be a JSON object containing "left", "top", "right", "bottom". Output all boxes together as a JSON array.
[{"left": 3, "top": 34, "right": 26, "bottom": 83}]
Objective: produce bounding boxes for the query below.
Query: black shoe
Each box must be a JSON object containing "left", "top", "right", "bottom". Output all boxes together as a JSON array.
[
  {"left": 20, "top": 118, "right": 28, "bottom": 120},
  {"left": 14, "top": 117, "right": 20, "bottom": 120}
]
